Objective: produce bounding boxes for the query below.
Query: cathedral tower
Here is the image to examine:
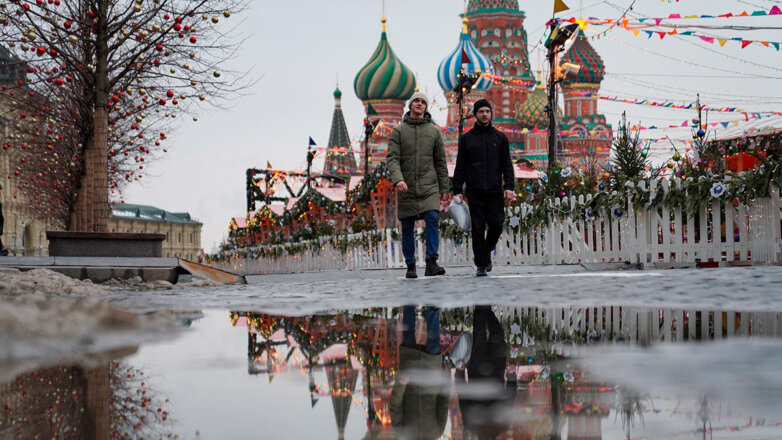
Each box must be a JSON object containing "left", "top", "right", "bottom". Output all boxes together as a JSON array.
[
  {"left": 354, "top": 17, "right": 416, "bottom": 173},
  {"left": 466, "top": 0, "right": 535, "bottom": 156},
  {"left": 559, "top": 30, "right": 612, "bottom": 165},
  {"left": 323, "top": 86, "right": 358, "bottom": 176}
]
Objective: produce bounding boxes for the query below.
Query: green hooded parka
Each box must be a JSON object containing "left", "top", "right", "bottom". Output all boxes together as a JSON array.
[{"left": 386, "top": 112, "right": 449, "bottom": 220}]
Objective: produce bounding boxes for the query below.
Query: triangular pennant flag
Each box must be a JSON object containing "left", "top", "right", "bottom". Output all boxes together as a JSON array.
[
  {"left": 772, "top": 42, "right": 780, "bottom": 51},
  {"left": 738, "top": 11, "right": 749, "bottom": 16},
  {"left": 308, "top": 137, "right": 317, "bottom": 146},
  {"left": 699, "top": 36, "right": 715, "bottom": 44},
  {"left": 621, "top": 19, "right": 629, "bottom": 28},
  {"left": 751, "top": 10, "right": 766, "bottom": 16},
  {"left": 721, "top": 122, "right": 730, "bottom": 128},
  {"left": 645, "top": 30, "right": 654, "bottom": 38},
  {"left": 741, "top": 40, "right": 753, "bottom": 48},
  {"left": 631, "top": 29, "right": 640, "bottom": 37},
  {"left": 669, "top": 28, "right": 678, "bottom": 35},
  {"left": 654, "top": 18, "right": 663, "bottom": 26},
  {"left": 266, "top": 160, "right": 272, "bottom": 169},
  {"left": 681, "top": 121, "right": 689, "bottom": 127},
  {"left": 770, "top": 6, "right": 782, "bottom": 15},
  {"left": 718, "top": 38, "right": 728, "bottom": 47},
  {"left": 461, "top": 48, "right": 471, "bottom": 64},
  {"left": 680, "top": 31, "right": 694, "bottom": 35},
  {"left": 366, "top": 103, "right": 378, "bottom": 115},
  {"left": 760, "top": 41, "right": 769, "bottom": 47},
  {"left": 554, "top": 0, "right": 570, "bottom": 14},
  {"left": 669, "top": 14, "right": 681, "bottom": 19},
  {"left": 657, "top": 32, "right": 666, "bottom": 39}
]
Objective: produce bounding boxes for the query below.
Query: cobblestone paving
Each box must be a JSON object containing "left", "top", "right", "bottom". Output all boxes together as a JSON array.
[{"left": 110, "top": 264, "right": 782, "bottom": 315}]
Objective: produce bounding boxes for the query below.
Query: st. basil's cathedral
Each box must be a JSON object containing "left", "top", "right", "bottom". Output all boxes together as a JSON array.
[{"left": 322, "top": 0, "right": 613, "bottom": 176}]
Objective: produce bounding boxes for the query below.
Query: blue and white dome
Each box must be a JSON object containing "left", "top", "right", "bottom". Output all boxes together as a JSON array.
[{"left": 437, "top": 17, "right": 494, "bottom": 93}]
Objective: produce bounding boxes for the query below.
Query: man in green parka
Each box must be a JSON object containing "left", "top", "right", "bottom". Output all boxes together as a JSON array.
[{"left": 386, "top": 92, "right": 450, "bottom": 279}]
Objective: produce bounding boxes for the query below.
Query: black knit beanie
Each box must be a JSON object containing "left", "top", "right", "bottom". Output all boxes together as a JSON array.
[{"left": 473, "top": 99, "right": 492, "bottom": 115}]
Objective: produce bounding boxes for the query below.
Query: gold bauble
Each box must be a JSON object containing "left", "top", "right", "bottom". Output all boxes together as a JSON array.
[
  {"left": 133, "top": 5, "right": 141, "bottom": 12},
  {"left": 211, "top": 16, "right": 218, "bottom": 23},
  {"left": 223, "top": 10, "right": 231, "bottom": 18}
]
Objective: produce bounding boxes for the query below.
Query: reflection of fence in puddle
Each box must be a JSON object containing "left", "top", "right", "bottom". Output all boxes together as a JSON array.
[{"left": 490, "top": 306, "right": 782, "bottom": 345}]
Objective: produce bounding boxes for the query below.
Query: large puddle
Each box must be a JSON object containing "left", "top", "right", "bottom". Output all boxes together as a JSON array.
[{"left": 2, "top": 300, "right": 781, "bottom": 439}]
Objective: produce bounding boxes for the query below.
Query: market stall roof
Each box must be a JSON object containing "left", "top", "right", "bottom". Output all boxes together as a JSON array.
[{"left": 315, "top": 187, "right": 347, "bottom": 202}]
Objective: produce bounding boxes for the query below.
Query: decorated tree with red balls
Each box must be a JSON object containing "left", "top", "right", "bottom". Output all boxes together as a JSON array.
[{"left": 0, "top": 0, "right": 249, "bottom": 230}]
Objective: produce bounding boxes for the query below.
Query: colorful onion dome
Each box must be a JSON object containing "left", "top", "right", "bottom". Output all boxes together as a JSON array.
[
  {"left": 437, "top": 17, "right": 494, "bottom": 93},
  {"left": 516, "top": 73, "right": 559, "bottom": 129},
  {"left": 561, "top": 30, "right": 605, "bottom": 84},
  {"left": 354, "top": 18, "right": 416, "bottom": 101},
  {"left": 333, "top": 86, "right": 342, "bottom": 99},
  {"left": 467, "top": 0, "right": 519, "bottom": 12}
]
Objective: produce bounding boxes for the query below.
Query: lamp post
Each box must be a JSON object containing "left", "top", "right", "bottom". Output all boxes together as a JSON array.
[
  {"left": 453, "top": 68, "right": 481, "bottom": 144},
  {"left": 544, "top": 21, "right": 580, "bottom": 171}
]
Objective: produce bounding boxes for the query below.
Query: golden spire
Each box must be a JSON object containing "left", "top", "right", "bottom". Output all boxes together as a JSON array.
[
  {"left": 536, "top": 69, "right": 544, "bottom": 90},
  {"left": 462, "top": 16, "right": 469, "bottom": 34},
  {"left": 381, "top": 17, "right": 386, "bottom": 33}
]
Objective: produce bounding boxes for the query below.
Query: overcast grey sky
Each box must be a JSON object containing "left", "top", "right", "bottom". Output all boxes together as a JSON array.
[{"left": 122, "top": 0, "right": 782, "bottom": 252}]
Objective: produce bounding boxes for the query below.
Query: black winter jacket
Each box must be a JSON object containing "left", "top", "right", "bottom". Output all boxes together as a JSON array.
[{"left": 451, "top": 122, "right": 515, "bottom": 195}]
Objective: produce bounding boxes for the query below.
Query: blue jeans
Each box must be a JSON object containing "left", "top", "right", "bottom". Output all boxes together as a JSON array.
[
  {"left": 402, "top": 305, "right": 441, "bottom": 355},
  {"left": 401, "top": 210, "right": 439, "bottom": 265}
]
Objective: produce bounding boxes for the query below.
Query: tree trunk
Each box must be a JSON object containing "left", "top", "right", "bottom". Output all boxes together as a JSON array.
[{"left": 72, "top": 0, "right": 110, "bottom": 232}]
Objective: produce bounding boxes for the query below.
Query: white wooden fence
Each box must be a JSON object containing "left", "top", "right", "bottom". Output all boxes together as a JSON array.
[
  {"left": 213, "top": 186, "right": 782, "bottom": 275},
  {"left": 494, "top": 305, "right": 782, "bottom": 345}
]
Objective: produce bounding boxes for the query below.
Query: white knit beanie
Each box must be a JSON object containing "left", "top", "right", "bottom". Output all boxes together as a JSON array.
[{"left": 408, "top": 91, "right": 429, "bottom": 109}]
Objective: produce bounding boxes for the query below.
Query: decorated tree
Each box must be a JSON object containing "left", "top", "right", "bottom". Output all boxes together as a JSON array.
[
  {"left": 0, "top": 0, "right": 249, "bottom": 230},
  {"left": 610, "top": 115, "right": 649, "bottom": 188}
]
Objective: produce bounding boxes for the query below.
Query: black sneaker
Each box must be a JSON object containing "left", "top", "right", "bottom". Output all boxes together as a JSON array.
[
  {"left": 424, "top": 258, "right": 446, "bottom": 276},
  {"left": 405, "top": 263, "right": 418, "bottom": 279},
  {"left": 476, "top": 266, "right": 487, "bottom": 277}
]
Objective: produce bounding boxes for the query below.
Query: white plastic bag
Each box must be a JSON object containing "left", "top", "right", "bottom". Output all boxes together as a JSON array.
[
  {"left": 448, "top": 332, "right": 472, "bottom": 369},
  {"left": 448, "top": 197, "right": 471, "bottom": 232}
]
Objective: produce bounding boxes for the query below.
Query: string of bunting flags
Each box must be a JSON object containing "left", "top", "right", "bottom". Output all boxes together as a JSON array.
[
  {"left": 563, "top": 5, "right": 782, "bottom": 50},
  {"left": 564, "top": 91, "right": 782, "bottom": 115},
  {"left": 567, "top": 5, "right": 781, "bottom": 28}
]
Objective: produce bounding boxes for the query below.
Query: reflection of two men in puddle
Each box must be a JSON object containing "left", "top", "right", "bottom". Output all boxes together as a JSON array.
[{"left": 391, "top": 305, "right": 514, "bottom": 440}]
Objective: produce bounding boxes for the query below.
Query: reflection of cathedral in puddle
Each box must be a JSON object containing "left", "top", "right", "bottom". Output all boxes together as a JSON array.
[
  {"left": 232, "top": 311, "right": 401, "bottom": 438},
  {"left": 231, "top": 304, "right": 781, "bottom": 439}
]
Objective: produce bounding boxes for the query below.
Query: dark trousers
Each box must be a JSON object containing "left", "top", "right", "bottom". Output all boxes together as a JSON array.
[
  {"left": 402, "top": 305, "right": 441, "bottom": 355},
  {"left": 468, "top": 306, "right": 506, "bottom": 381},
  {"left": 467, "top": 190, "right": 505, "bottom": 267}
]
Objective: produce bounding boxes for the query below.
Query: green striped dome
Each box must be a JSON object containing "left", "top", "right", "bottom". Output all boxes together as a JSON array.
[
  {"left": 516, "top": 82, "right": 559, "bottom": 130},
  {"left": 354, "top": 19, "right": 416, "bottom": 101}
]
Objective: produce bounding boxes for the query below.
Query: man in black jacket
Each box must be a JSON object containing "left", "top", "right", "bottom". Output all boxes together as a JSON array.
[{"left": 451, "top": 99, "right": 515, "bottom": 276}]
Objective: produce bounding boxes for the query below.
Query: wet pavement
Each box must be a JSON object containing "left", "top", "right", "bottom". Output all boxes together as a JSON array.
[{"left": 2, "top": 265, "right": 782, "bottom": 439}]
